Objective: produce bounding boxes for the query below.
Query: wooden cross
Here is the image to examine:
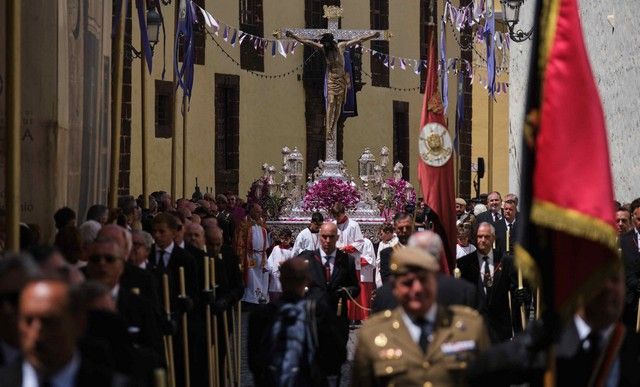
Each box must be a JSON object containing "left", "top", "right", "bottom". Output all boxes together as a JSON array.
[
  {"left": 274, "top": 5, "right": 390, "bottom": 174},
  {"left": 274, "top": 5, "right": 391, "bottom": 42}
]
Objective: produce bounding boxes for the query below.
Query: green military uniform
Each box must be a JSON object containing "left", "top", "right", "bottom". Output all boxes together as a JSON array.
[{"left": 352, "top": 304, "right": 490, "bottom": 386}]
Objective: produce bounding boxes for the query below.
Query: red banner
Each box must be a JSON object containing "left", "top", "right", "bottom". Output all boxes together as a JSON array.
[
  {"left": 417, "top": 26, "right": 455, "bottom": 274},
  {"left": 516, "top": 0, "right": 618, "bottom": 313}
]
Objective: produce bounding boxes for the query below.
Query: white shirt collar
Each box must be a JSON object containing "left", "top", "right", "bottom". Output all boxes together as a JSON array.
[
  {"left": 574, "top": 314, "right": 615, "bottom": 342},
  {"left": 22, "top": 351, "right": 81, "bottom": 387},
  {"left": 400, "top": 304, "right": 438, "bottom": 344},
  {"left": 477, "top": 250, "right": 494, "bottom": 264},
  {"left": 156, "top": 241, "right": 175, "bottom": 254},
  {"left": 319, "top": 248, "right": 338, "bottom": 261},
  {"left": 111, "top": 284, "right": 120, "bottom": 300}
]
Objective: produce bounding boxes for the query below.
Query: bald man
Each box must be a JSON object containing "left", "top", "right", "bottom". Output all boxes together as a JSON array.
[{"left": 297, "top": 222, "right": 359, "bottom": 381}]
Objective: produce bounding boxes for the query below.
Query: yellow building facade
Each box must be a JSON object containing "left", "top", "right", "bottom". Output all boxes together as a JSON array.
[{"left": 126, "top": 0, "right": 509, "bottom": 200}]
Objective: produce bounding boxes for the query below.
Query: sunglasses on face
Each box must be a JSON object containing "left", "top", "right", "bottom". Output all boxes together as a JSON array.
[{"left": 88, "top": 254, "right": 119, "bottom": 264}]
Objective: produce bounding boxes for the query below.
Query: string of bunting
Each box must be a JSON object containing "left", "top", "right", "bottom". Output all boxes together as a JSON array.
[
  {"left": 447, "top": 21, "right": 509, "bottom": 73},
  {"left": 206, "top": 29, "right": 319, "bottom": 79},
  {"left": 187, "top": 2, "right": 510, "bottom": 94},
  {"left": 444, "top": 0, "right": 511, "bottom": 51},
  {"left": 359, "top": 68, "right": 421, "bottom": 92},
  {"left": 193, "top": 3, "right": 506, "bottom": 77}
]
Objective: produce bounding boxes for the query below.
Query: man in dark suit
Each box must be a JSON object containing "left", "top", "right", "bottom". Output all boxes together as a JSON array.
[
  {"left": 147, "top": 213, "right": 198, "bottom": 306},
  {"left": 372, "top": 231, "right": 481, "bottom": 313},
  {"left": 475, "top": 191, "right": 503, "bottom": 226},
  {"left": 147, "top": 212, "right": 197, "bottom": 387},
  {"left": 494, "top": 198, "right": 518, "bottom": 256},
  {"left": 99, "top": 225, "right": 161, "bottom": 314},
  {"left": 0, "top": 279, "right": 128, "bottom": 387},
  {"left": 620, "top": 198, "right": 640, "bottom": 329},
  {"left": 297, "top": 222, "right": 359, "bottom": 380},
  {"left": 467, "top": 261, "right": 640, "bottom": 387},
  {"left": 458, "top": 222, "right": 519, "bottom": 342},
  {"left": 85, "top": 237, "right": 164, "bottom": 363},
  {"left": 377, "top": 212, "right": 414, "bottom": 284}
]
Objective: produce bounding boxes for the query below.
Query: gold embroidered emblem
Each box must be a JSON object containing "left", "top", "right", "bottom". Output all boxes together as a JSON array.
[{"left": 427, "top": 91, "right": 444, "bottom": 115}]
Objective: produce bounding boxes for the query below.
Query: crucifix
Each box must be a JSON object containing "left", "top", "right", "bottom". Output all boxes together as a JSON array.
[{"left": 275, "top": 5, "right": 390, "bottom": 178}]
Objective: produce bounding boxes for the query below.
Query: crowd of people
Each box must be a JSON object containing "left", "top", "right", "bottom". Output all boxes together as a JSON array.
[{"left": 0, "top": 189, "right": 638, "bottom": 386}]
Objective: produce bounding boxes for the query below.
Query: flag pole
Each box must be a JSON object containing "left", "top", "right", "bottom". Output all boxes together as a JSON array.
[
  {"left": 170, "top": 1, "right": 179, "bottom": 201},
  {"left": 636, "top": 299, "right": 640, "bottom": 333},
  {"left": 163, "top": 274, "right": 176, "bottom": 387},
  {"left": 182, "top": 94, "right": 189, "bottom": 198},
  {"left": 179, "top": 267, "right": 191, "bottom": 387},
  {"left": 204, "top": 257, "right": 214, "bottom": 387},
  {"left": 140, "top": 25, "right": 149, "bottom": 209},
  {"left": 5, "top": 0, "right": 21, "bottom": 252},
  {"left": 109, "top": 0, "right": 128, "bottom": 209},
  {"left": 210, "top": 257, "right": 220, "bottom": 387}
]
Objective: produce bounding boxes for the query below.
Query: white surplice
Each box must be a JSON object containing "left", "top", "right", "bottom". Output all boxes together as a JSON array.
[
  {"left": 266, "top": 245, "right": 294, "bottom": 292},
  {"left": 291, "top": 227, "right": 319, "bottom": 256}
]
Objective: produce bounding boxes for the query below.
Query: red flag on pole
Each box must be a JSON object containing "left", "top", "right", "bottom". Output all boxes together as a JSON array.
[
  {"left": 516, "top": 0, "right": 618, "bottom": 315},
  {"left": 417, "top": 25, "right": 456, "bottom": 274}
]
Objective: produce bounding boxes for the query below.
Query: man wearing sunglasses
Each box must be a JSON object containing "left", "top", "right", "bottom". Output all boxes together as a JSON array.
[{"left": 85, "top": 237, "right": 164, "bottom": 368}]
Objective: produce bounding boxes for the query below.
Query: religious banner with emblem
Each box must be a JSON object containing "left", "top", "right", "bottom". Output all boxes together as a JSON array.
[
  {"left": 417, "top": 25, "right": 455, "bottom": 274},
  {"left": 515, "top": 0, "right": 618, "bottom": 316}
]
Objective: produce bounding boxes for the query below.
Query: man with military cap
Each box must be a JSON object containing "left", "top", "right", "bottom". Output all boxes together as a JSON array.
[{"left": 352, "top": 247, "right": 490, "bottom": 386}]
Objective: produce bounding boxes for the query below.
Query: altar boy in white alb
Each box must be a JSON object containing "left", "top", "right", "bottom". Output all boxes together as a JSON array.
[
  {"left": 266, "top": 229, "right": 294, "bottom": 302},
  {"left": 291, "top": 212, "right": 324, "bottom": 256}
]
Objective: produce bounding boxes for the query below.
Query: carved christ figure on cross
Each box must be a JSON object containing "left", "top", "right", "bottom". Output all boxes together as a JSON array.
[{"left": 285, "top": 30, "right": 379, "bottom": 142}]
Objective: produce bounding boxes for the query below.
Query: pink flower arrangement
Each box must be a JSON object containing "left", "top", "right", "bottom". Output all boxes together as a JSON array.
[
  {"left": 303, "top": 178, "right": 360, "bottom": 213},
  {"left": 385, "top": 177, "right": 417, "bottom": 212}
]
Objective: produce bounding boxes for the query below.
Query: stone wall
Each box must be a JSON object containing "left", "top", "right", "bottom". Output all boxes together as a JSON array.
[
  {"left": 0, "top": 1, "right": 111, "bottom": 241},
  {"left": 509, "top": 1, "right": 640, "bottom": 202}
]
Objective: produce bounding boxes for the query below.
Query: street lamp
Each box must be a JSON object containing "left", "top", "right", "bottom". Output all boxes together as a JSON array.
[
  {"left": 500, "top": 0, "right": 533, "bottom": 42},
  {"left": 146, "top": 8, "right": 162, "bottom": 47}
]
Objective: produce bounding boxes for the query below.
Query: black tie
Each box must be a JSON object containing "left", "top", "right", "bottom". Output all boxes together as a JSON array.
[
  {"left": 157, "top": 250, "right": 166, "bottom": 271},
  {"left": 482, "top": 256, "right": 491, "bottom": 288},
  {"left": 582, "top": 331, "right": 602, "bottom": 367},
  {"left": 40, "top": 380, "right": 52, "bottom": 387},
  {"left": 416, "top": 318, "right": 432, "bottom": 353},
  {"left": 324, "top": 256, "right": 332, "bottom": 282}
]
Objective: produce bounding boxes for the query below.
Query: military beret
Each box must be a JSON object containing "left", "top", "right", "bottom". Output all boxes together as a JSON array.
[
  {"left": 390, "top": 247, "right": 439, "bottom": 274},
  {"left": 455, "top": 197, "right": 467, "bottom": 206}
]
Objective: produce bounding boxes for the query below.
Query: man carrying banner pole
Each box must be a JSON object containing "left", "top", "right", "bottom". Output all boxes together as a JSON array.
[{"left": 465, "top": 0, "right": 640, "bottom": 385}]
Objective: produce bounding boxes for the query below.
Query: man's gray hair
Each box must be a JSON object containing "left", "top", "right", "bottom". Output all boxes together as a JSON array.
[
  {"left": 132, "top": 230, "right": 154, "bottom": 249},
  {"left": 477, "top": 221, "right": 496, "bottom": 236},
  {"left": 408, "top": 231, "right": 443, "bottom": 257},
  {"left": 79, "top": 220, "right": 102, "bottom": 246}
]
